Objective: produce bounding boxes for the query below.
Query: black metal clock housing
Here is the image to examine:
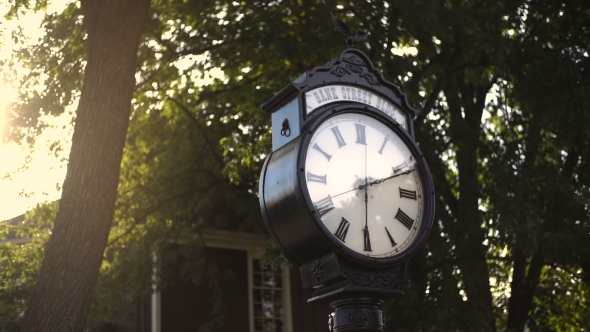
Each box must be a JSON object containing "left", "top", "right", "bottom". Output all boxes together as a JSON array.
[
  {"left": 260, "top": 101, "right": 434, "bottom": 267},
  {"left": 259, "top": 48, "right": 434, "bottom": 301}
]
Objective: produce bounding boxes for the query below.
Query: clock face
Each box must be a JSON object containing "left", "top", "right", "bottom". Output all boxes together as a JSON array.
[{"left": 303, "top": 112, "right": 425, "bottom": 258}]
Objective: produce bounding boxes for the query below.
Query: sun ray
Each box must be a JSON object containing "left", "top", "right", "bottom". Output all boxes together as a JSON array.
[{"left": 0, "top": 0, "right": 73, "bottom": 221}]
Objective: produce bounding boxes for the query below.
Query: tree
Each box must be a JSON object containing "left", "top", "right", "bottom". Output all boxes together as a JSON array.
[
  {"left": 5, "top": 0, "right": 151, "bottom": 331},
  {"left": 486, "top": 2, "right": 590, "bottom": 329}
]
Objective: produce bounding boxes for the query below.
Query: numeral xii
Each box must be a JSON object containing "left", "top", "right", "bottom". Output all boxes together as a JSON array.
[{"left": 355, "top": 124, "right": 366, "bottom": 145}]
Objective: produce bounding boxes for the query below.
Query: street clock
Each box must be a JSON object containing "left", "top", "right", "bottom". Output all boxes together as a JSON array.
[
  {"left": 302, "top": 109, "right": 430, "bottom": 264},
  {"left": 258, "top": 31, "right": 435, "bottom": 330},
  {"left": 259, "top": 48, "right": 434, "bottom": 272}
]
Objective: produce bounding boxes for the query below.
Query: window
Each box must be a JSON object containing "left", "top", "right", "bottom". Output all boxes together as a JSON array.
[
  {"left": 150, "top": 230, "right": 293, "bottom": 332},
  {"left": 251, "top": 259, "right": 290, "bottom": 332}
]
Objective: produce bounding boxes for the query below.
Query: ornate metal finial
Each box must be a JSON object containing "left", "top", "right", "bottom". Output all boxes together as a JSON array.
[{"left": 330, "top": 12, "right": 368, "bottom": 48}]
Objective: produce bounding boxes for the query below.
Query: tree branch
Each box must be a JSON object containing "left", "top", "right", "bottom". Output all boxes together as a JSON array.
[
  {"left": 176, "top": 42, "right": 226, "bottom": 57},
  {"left": 167, "top": 97, "right": 225, "bottom": 168},
  {"left": 419, "top": 79, "right": 444, "bottom": 120}
]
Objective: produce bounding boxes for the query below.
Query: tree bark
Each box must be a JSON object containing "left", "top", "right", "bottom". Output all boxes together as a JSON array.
[{"left": 20, "top": 1, "right": 150, "bottom": 331}]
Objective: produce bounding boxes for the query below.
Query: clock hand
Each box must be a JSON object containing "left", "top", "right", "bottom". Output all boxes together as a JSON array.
[
  {"left": 330, "top": 169, "right": 416, "bottom": 199},
  {"left": 363, "top": 143, "right": 371, "bottom": 251},
  {"left": 331, "top": 184, "right": 364, "bottom": 198},
  {"left": 366, "top": 168, "right": 415, "bottom": 187},
  {"left": 363, "top": 175, "right": 372, "bottom": 251}
]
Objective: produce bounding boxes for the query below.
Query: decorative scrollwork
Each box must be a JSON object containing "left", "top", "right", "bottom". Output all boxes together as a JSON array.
[
  {"left": 330, "top": 66, "right": 351, "bottom": 77},
  {"left": 349, "top": 309, "right": 369, "bottom": 327},
  {"left": 330, "top": 55, "right": 381, "bottom": 86},
  {"left": 311, "top": 260, "right": 325, "bottom": 282},
  {"left": 343, "top": 270, "right": 398, "bottom": 288},
  {"left": 342, "top": 55, "right": 364, "bottom": 66},
  {"left": 346, "top": 63, "right": 363, "bottom": 74},
  {"left": 361, "top": 73, "right": 380, "bottom": 85}
]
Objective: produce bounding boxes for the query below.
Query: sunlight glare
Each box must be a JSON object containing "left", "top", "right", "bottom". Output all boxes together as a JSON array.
[
  {"left": 0, "top": 82, "right": 14, "bottom": 142},
  {"left": 0, "top": 0, "right": 72, "bottom": 221}
]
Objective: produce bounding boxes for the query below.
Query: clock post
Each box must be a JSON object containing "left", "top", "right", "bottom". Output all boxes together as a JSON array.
[{"left": 259, "top": 15, "right": 435, "bottom": 332}]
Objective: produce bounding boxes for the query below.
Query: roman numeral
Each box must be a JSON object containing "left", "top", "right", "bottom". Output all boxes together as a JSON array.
[
  {"left": 395, "top": 208, "right": 414, "bottom": 230},
  {"left": 313, "top": 196, "right": 334, "bottom": 217},
  {"left": 363, "top": 226, "right": 372, "bottom": 251},
  {"left": 355, "top": 124, "right": 367, "bottom": 145},
  {"left": 312, "top": 143, "right": 332, "bottom": 161},
  {"left": 334, "top": 218, "right": 350, "bottom": 242},
  {"left": 307, "top": 172, "right": 327, "bottom": 184},
  {"left": 392, "top": 161, "right": 409, "bottom": 174},
  {"left": 385, "top": 227, "right": 397, "bottom": 247},
  {"left": 331, "top": 126, "right": 346, "bottom": 148},
  {"left": 399, "top": 188, "right": 417, "bottom": 200},
  {"left": 378, "top": 137, "right": 388, "bottom": 154}
]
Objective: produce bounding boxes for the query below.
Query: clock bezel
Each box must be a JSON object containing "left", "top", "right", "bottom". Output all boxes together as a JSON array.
[{"left": 296, "top": 103, "right": 435, "bottom": 267}]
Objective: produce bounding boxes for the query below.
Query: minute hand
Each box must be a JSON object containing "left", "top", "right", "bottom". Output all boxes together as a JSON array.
[
  {"left": 364, "top": 169, "right": 415, "bottom": 188},
  {"left": 331, "top": 169, "right": 415, "bottom": 198}
]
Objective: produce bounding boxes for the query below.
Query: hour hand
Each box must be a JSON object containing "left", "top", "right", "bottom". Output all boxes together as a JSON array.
[
  {"left": 331, "top": 178, "right": 368, "bottom": 198},
  {"left": 332, "top": 169, "right": 414, "bottom": 197}
]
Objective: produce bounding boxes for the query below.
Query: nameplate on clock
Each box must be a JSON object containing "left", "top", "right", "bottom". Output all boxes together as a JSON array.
[{"left": 304, "top": 84, "right": 407, "bottom": 130}]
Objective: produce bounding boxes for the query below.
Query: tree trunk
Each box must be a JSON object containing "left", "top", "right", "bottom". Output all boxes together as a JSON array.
[
  {"left": 506, "top": 249, "right": 544, "bottom": 331},
  {"left": 443, "top": 77, "right": 496, "bottom": 331},
  {"left": 20, "top": 1, "right": 150, "bottom": 331}
]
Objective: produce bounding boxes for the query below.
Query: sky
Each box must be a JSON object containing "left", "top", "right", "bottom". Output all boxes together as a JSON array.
[{"left": 0, "top": 0, "right": 72, "bottom": 221}]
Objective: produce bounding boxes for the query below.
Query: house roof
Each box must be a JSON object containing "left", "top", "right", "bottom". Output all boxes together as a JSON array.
[{"left": 0, "top": 214, "right": 29, "bottom": 244}]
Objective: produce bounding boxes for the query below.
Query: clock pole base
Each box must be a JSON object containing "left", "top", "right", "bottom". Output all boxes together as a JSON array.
[{"left": 328, "top": 297, "right": 385, "bottom": 332}]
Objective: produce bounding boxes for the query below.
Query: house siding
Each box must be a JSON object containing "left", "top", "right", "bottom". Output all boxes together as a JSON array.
[
  {"left": 289, "top": 268, "right": 329, "bottom": 332},
  {"left": 161, "top": 247, "right": 249, "bottom": 331}
]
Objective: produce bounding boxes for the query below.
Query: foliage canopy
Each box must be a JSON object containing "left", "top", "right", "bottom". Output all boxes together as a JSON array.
[{"left": 1, "top": 0, "right": 589, "bottom": 331}]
